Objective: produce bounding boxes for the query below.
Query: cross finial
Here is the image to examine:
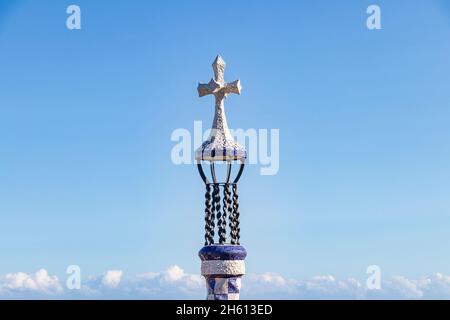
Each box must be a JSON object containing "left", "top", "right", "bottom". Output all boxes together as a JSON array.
[
  {"left": 195, "top": 55, "right": 246, "bottom": 162},
  {"left": 212, "top": 55, "right": 226, "bottom": 83},
  {"left": 197, "top": 55, "right": 242, "bottom": 98}
]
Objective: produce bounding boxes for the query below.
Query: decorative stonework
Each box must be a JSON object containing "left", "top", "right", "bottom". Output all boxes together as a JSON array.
[
  {"left": 195, "top": 55, "right": 247, "bottom": 162},
  {"left": 196, "top": 56, "right": 248, "bottom": 301},
  {"left": 201, "top": 260, "right": 245, "bottom": 276},
  {"left": 199, "top": 244, "right": 247, "bottom": 300},
  {"left": 206, "top": 277, "right": 242, "bottom": 300}
]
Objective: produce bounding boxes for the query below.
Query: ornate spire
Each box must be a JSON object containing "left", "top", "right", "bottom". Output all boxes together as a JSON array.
[{"left": 196, "top": 55, "right": 246, "bottom": 162}]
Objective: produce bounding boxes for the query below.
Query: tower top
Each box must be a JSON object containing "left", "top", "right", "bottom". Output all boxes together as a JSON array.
[
  {"left": 195, "top": 55, "right": 246, "bottom": 162},
  {"left": 212, "top": 55, "right": 226, "bottom": 83}
]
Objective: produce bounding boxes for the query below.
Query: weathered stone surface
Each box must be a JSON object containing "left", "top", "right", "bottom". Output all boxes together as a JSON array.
[
  {"left": 201, "top": 260, "right": 245, "bottom": 276},
  {"left": 196, "top": 55, "right": 247, "bottom": 162}
]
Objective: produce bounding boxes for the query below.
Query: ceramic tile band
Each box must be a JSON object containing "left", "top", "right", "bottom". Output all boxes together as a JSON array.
[{"left": 201, "top": 260, "right": 245, "bottom": 276}]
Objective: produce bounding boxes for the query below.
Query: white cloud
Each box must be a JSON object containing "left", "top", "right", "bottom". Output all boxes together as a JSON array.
[
  {"left": 102, "top": 270, "right": 123, "bottom": 288},
  {"left": 0, "top": 269, "right": 63, "bottom": 298},
  {"left": 1, "top": 267, "right": 450, "bottom": 299},
  {"left": 162, "top": 265, "right": 184, "bottom": 282},
  {"left": 384, "top": 276, "right": 424, "bottom": 299},
  {"left": 246, "top": 272, "right": 298, "bottom": 298},
  {"left": 298, "top": 275, "right": 365, "bottom": 299},
  {"left": 132, "top": 265, "right": 203, "bottom": 298}
]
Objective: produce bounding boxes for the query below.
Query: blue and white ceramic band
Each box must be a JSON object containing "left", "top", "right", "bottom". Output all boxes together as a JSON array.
[{"left": 199, "top": 245, "right": 247, "bottom": 300}]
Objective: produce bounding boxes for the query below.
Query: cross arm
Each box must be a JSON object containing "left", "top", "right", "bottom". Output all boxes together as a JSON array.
[
  {"left": 197, "top": 79, "right": 221, "bottom": 97},
  {"left": 223, "top": 79, "right": 242, "bottom": 95},
  {"left": 198, "top": 79, "right": 242, "bottom": 98}
]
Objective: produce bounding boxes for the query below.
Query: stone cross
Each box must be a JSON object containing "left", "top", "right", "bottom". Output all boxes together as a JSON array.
[
  {"left": 196, "top": 55, "right": 246, "bottom": 162},
  {"left": 197, "top": 55, "right": 242, "bottom": 99}
]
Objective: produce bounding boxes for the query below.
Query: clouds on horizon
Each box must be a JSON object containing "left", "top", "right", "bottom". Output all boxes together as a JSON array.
[{"left": 0, "top": 266, "right": 449, "bottom": 299}]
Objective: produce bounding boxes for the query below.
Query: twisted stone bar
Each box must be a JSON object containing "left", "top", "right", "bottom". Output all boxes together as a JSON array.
[
  {"left": 204, "top": 184, "right": 213, "bottom": 246},
  {"left": 199, "top": 245, "right": 247, "bottom": 300}
]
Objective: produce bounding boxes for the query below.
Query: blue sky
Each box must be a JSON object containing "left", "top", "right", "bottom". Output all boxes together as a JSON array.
[{"left": 0, "top": 0, "right": 450, "bottom": 299}]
